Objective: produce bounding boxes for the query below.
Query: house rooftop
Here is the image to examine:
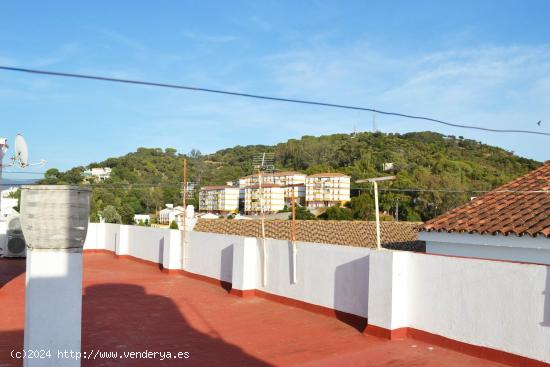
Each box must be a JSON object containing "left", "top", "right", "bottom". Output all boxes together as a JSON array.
[
  {"left": 421, "top": 162, "right": 550, "bottom": 237},
  {"left": 194, "top": 219, "right": 425, "bottom": 251},
  {"left": 0, "top": 253, "right": 510, "bottom": 366},
  {"left": 307, "top": 172, "right": 350, "bottom": 178},
  {"left": 201, "top": 185, "right": 236, "bottom": 191}
]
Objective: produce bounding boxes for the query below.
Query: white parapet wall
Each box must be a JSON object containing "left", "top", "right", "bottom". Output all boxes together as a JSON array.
[
  {"left": 186, "top": 231, "right": 244, "bottom": 283},
  {"left": 84, "top": 223, "right": 181, "bottom": 269},
  {"left": 255, "top": 238, "right": 371, "bottom": 318},
  {"left": 82, "top": 223, "right": 550, "bottom": 364},
  {"left": 368, "top": 249, "right": 550, "bottom": 363},
  {"left": 406, "top": 251, "right": 550, "bottom": 363}
]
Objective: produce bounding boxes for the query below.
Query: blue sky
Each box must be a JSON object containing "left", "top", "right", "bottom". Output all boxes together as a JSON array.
[{"left": 1, "top": 0, "right": 549, "bottom": 179}]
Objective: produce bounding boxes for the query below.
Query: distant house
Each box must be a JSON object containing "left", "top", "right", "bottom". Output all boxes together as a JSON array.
[
  {"left": 420, "top": 162, "right": 550, "bottom": 264},
  {"left": 158, "top": 204, "right": 185, "bottom": 225},
  {"left": 82, "top": 167, "right": 112, "bottom": 181}
]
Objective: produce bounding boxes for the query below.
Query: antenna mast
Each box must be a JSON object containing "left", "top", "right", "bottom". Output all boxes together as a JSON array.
[{"left": 252, "top": 152, "right": 275, "bottom": 287}]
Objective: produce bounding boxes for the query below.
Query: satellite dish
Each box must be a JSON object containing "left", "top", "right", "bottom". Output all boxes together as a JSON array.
[{"left": 14, "top": 134, "right": 29, "bottom": 167}]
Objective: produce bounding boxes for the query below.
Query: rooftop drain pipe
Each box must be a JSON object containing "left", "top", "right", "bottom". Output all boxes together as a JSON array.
[{"left": 21, "top": 185, "right": 91, "bottom": 367}]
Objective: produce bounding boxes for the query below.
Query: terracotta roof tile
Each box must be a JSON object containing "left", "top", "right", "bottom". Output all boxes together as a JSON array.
[
  {"left": 194, "top": 219, "right": 424, "bottom": 251},
  {"left": 421, "top": 163, "right": 550, "bottom": 237}
]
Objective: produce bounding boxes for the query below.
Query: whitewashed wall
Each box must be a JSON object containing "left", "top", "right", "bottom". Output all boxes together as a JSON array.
[
  {"left": 125, "top": 225, "right": 169, "bottom": 264},
  {"left": 407, "top": 252, "right": 550, "bottom": 363},
  {"left": 256, "top": 239, "right": 371, "bottom": 318},
  {"left": 186, "top": 231, "right": 242, "bottom": 283}
]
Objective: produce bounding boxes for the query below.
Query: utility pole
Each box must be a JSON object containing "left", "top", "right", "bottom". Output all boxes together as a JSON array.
[
  {"left": 356, "top": 176, "right": 396, "bottom": 250},
  {"left": 181, "top": 159, "right": 187, "bottom": 270},
  {"left": 291, "top": 187, "right": 297, "bottom": 284}
]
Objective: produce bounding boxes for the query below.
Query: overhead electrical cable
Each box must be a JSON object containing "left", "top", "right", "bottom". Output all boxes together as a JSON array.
[{"left": 0, "top": 65, "right": 548, "bottom": 136}]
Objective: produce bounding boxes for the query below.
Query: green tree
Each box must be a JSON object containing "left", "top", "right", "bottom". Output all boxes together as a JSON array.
[
  {"left": 118, "top": 203, "right": 135, "bottom": 225},
  {"left": 169, "top": 220, "right": 179, "bottom": 229},
  {"left": 100, "top": 205, "right": 121, "bottom": 224},
  {"left": 319, "top": 206, "right": 353, "bottom": 220},
  {"left": 292, "top": 206, "right": 316, "bottom": 220},
  {"left": 349, "top": 193, "right": 374, "bottom": 220}
]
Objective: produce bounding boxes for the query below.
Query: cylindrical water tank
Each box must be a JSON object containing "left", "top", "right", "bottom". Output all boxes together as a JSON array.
[{"left": 20, "top": 185, "right": 91, "bottom": 251}]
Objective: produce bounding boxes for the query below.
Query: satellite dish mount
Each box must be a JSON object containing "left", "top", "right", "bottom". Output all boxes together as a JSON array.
[{"left": 9, "top": 134, "right": 46, "bottom": 168}]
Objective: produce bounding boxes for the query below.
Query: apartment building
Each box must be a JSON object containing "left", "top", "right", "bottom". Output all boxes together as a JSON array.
[
  {"left": 199, "top": 186, "right": 240, "bottom": 213},
  {"left": 244, "top": 184, "right": 285, "bottom": 214},
  {"left": 242, "top": 171, "right": 305, "bottom": 186},
  {"left": 240, "top": 172, "right": 306, "bottom": 206},
  {"left": 284, "top": 184, "right": 306, "bottom": 206},
  {"left": 305, "top": 173, "right": 351, "bottom": 208}
]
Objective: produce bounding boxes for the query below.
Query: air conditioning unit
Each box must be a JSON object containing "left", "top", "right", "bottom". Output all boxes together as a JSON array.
[{"left": 2, "top": 215, "right": 26, "bottom": 258}]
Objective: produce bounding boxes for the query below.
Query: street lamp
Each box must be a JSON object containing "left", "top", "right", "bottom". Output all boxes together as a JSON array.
[{"left": 356, "top": 176, "right": 396, "bottom": 250}]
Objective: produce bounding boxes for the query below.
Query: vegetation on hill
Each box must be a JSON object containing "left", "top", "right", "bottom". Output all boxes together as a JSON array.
[{"left": 39, "top": 131, "right": 540, "bottom": 224}]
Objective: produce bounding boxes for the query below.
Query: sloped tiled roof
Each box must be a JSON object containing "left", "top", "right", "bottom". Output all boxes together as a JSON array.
[
  {"left": 307, "top": 172, "right": 349, "bottom": 178},
  {"left": 421, "top": 163, "right": 550, "bottom": 237},
  {"left": 194, "top": 219, "right": 424, "bottom": 251},
  {"left": 201, "top": 185, "right": 235, "bottom": 191}
]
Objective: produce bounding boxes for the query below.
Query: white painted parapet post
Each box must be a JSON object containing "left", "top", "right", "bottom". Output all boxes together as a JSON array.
[
  {"left": 116, "top": 225, "right": 129, "bottom": 256},
  {"left": 163, "top": 229, "right": 182, "bottom": 271},
  {"left": 367, "top": 250, "right": 410, "bottom": 339},
  {"left": 231, "top": 237, "right": 258, "bottom": 297},
  {"left": 21, "top": 185, "right": 91, "bottom": 367}
]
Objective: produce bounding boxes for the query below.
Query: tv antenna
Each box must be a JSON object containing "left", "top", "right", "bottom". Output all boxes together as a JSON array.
[{"left": 252, "top": 152, "right": 275, "bottom": 173}]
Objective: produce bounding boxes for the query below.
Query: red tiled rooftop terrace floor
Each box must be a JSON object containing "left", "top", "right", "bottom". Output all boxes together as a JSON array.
[{"left": 0, "top": 253, "right": 511, "bottom": 367}]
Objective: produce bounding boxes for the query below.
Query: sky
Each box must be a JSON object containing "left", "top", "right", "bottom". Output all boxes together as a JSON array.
[{"left": 1, "top": 0, "right": 549, "bottom": 179}]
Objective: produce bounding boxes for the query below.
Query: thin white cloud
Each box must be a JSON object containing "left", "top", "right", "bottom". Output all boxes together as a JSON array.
[
  {"left": 97, "top": 29, "right": 146, "bottom": 51},
  {"left": 183, "top": 31, "right": 237, "bottom": 43}
]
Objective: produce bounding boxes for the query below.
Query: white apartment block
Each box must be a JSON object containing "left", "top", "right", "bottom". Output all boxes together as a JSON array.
[
  {"left": 199, "top": 186, "right": 240, "bottom": 213},
  {"left": 241, "top": 172, "right": 306, "bottom": 205},
  {"left": 242, "top": 171, "right": 306, "bottom": 187},
  {"left": 244, "top": 184, "right": 285, "bottom": 214},
  {"left": 284, "top": 184, "right": 306, "bottom": 206},
  {"left": 305, "top": 173, "right": 351, "bottom": 208}
]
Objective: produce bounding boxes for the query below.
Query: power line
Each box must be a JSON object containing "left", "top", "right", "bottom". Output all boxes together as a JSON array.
[
  {"left": 2, "top": 181, "right": 548, "bottom": 194},
  {"left": 2, "top": 171, "right": 46, "bottom": 175},
  {"left": 353, "top": 186, "right": 549, "bottom": 194},
  {"left": 1, "top": 65, "right": 548, "bottom": 137}
]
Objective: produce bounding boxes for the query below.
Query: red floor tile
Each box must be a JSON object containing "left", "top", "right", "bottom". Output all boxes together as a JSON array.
[{"left": 0, "top": 253, "right": 511, "bottom": 366}]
